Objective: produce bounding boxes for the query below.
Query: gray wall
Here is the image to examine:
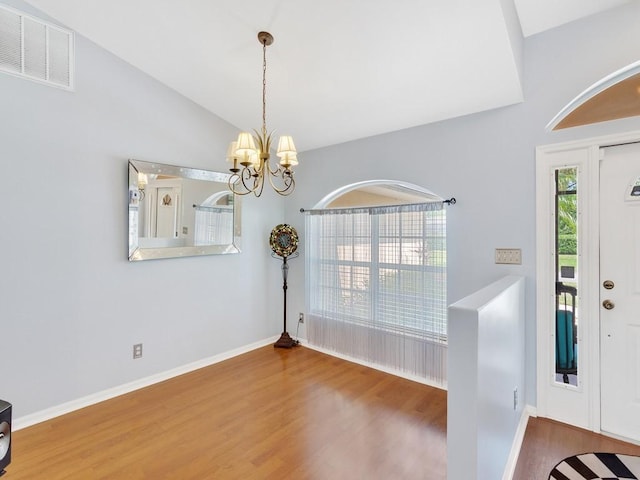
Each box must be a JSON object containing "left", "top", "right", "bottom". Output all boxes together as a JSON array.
[
  {"left": 284, "top": 1, "right": 640, "bottom": 407},
  {"left": 1, "top": 0, "right": 284, "bottom": 419}
]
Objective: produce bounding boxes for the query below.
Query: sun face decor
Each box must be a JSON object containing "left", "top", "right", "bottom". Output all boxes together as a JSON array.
[
  {"left": 269, "top": 224, "right": 298, "bottom": 258},
  {"left": 270, "top": 224, "right": 299, "bottom": 348}
]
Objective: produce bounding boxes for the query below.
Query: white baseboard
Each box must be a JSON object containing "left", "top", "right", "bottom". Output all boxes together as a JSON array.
[
  {"left": 13, "top": 336, "right": 279, "bottom": 431},
  {"left": 301, "top": 340, "right": 447, "bottom": 391},
  {"left": 502, "top": 404, "right": 535, "bottom": 480}
]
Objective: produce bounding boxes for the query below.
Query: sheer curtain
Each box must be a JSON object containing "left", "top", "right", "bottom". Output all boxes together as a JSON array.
[
  {"left": 193, "top": 205, "right": 233, "bottom": 246},
  {"left": 305, "top": 202, "right": 447, "bottom": 386}
]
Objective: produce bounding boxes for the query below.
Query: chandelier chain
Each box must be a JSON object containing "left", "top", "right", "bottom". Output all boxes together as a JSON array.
[{"left": 262, "top": 38, "right": 267, "bottom": 139}]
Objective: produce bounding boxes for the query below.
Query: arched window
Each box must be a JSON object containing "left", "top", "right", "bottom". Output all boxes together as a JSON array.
[{"left": 304, "top": 181, "right": 448, "bottom": 386}]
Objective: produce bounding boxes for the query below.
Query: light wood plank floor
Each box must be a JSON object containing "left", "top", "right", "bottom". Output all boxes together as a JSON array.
[
  {"left": 9, "top": 346, "right": 447, "bottom": 479},
  {"left": 513, "top": 416, "right": 640, "bottom": 479},
  {"left": 11, "top": 345, "right": 640, "bottom": 479}
]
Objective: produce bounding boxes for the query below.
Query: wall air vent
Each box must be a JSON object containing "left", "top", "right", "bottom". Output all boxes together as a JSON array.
[{"left": 0, "top": 4, "right": 74, "bottom": 90}]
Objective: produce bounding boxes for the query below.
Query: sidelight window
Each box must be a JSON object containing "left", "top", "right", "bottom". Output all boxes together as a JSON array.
[{"left": 554, "top": 167, "right": 579, "bottom": 386}]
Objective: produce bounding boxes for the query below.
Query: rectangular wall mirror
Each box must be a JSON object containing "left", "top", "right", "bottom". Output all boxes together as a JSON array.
[{"left": 128, "top": 159, "right": 241, "bottom": 261}]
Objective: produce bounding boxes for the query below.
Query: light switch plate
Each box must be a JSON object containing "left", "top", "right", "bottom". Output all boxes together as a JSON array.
[{"left": 495, "top": 248, "right": 521, "bottom": 265}]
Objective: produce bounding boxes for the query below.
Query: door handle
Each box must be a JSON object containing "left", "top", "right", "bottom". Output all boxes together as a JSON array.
[{"left": 602, "top": 299, "right": 615, "bottom": 310}]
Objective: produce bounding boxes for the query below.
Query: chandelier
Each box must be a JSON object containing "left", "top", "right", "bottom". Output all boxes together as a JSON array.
[{"left": 226, "top": 31, "right": 298, "bottom": 197}]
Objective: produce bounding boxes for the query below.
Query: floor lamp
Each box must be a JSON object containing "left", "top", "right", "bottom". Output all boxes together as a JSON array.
[{"left": 270, "top": 224, "right": 300, "bottom": 349}]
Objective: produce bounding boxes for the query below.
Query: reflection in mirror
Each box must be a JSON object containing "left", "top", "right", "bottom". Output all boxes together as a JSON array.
[
  {"left": 128, "top": 159, "right": 241, "bottom": 261},
  {"left": 554, "top": 167, "right": 578, "bottom": 386}
]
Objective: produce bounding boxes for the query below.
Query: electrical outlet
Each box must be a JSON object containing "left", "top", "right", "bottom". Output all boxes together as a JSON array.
[
  {"left": 133, "top": 343, "right": 143, "bottom": 359},
  {"left": 495, "top": 248, "right": 522, "bottom": 265},
  {"left": 299, "top": 312, "right": 304, "bottom": 323},
  {"left": 513, "top": 387, "right": 518, "bottom": 410}
]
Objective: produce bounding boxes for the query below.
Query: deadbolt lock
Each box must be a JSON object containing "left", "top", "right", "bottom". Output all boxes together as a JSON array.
[
  {"left": 603, "top": 280, "right": 615, "bottom": 290},
  {"left": 602, "top": 299, "right": 615, "bottom": 310}
]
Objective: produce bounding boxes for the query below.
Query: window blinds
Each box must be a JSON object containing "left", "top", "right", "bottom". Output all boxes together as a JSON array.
[
  {"left": 305, "top": 202, "right": 447, "bottom": 386},
  {"left": 193, "top": 205, "right": 233, "bottom": 246}
]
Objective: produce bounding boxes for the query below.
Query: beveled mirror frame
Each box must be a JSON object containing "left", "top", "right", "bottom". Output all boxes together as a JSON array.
[{"left": 128, "top": 159, "right": 241, "bottom": 261}]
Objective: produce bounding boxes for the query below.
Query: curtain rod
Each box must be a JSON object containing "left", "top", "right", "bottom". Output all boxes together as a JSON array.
[
  {"left": 192, "top": 204, "right": 233, "bottom": 211},
  {"left": 299, "top": 197, "right": 456, "bottom": 213}
]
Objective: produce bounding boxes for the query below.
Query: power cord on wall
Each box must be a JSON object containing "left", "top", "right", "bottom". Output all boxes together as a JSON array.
[{"left": 294, "top": 317, "right": 301, "bottom": 345}]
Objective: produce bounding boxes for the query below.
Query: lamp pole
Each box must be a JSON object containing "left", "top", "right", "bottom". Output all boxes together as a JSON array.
[{"left": 274, "top": 253, "right": 299, "bottom": 348}]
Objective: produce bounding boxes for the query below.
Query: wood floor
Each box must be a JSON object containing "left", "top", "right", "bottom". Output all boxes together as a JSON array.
[
  {"left": 9, "top": 345, "right": 640, "bottom": 479},
  {"left": 513, "top": 416, "right": 640, "bottom": 479},
  {"left": 8, "top": 346, "right": 447, "bottom": 479}
]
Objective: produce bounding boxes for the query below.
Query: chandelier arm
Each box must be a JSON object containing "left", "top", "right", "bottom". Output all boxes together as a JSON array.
[
  {"left": 244, "top": 166, "right": 262, "bottom": 194},
  {"left": 252, "top": 159, "right": 264, "bottom": 175},
  {"left": 254, "top": 171, "right": 266, "bottom": 197},
  {"left": 266, "top": 166, "right": 295, "bottom": 196},
  {"left": 267, "top": 160, "right": 281, "bottom": 176},
  {"left": 229, "top": 173, "right": 252, "bottom": 196},
  {"left": 228, "top": 172, "right": 250, "bottom": 196},
  {"left": 229, "top": 166, "right": 263, "bottom": 196}
]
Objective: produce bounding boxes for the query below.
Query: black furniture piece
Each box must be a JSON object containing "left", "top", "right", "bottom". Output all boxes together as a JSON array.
[{"left": 0, "top": 400, "right": 11, "bottom": 476}]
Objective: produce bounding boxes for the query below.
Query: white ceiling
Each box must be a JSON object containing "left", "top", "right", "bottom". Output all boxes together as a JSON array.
[
  {"left": 514, "top": 0, "right": 629, "bottom": 37},
  {"left": 24, "top": 0, "right": 631, "bottom": 152}
]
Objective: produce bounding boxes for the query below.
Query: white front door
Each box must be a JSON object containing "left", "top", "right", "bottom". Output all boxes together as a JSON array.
[{"left": 600, "top": 142, "right": 640, "bottom": 441}]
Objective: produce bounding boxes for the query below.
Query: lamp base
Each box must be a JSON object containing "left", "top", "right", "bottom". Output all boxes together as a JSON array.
[{"left": 274, "top": 331, "right": 298, "bottom": 349}]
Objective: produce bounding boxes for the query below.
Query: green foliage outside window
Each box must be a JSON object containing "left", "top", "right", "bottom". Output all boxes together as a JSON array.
[
  {"left": 557, "top": 168, "right": 577, "bottom": 255},
  {"left": 558, "top": 235, "right": 577, "bottom": 255}
]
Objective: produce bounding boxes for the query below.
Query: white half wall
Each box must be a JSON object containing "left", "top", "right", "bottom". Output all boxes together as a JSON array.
[{"left": 447, "top": 275, "right": 526, "bottom": 480}]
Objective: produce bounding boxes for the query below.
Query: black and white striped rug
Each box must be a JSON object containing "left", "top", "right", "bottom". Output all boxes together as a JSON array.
[{"left": 549, "top": 453, "right": 640, "bottom": 480}]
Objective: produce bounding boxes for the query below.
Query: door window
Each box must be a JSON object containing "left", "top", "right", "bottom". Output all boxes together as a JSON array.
[{"left": 555, "top": 167, "right": 579, "bottom": 386}]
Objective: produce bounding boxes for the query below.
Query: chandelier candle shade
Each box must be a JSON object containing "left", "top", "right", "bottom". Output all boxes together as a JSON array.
[{"left": 226, "top": 31, "right": 299, "bottom": 197}]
